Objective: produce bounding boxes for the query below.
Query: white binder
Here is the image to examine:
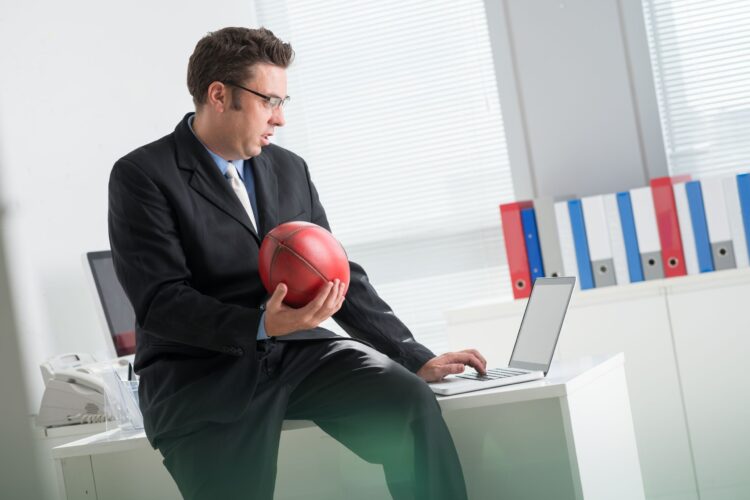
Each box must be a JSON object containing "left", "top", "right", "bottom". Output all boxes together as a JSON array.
[
  {"left": 629, "top": 186, "right": 664, "bottom": 280},
  {"left": 673, "top": 182, "right": 699, "bottom": 275},
  {"left": 581, "top": 195, "right": 616, "bottom": 287},
  {"left": 533, "top": 197, "right": 566, "bottom": 278},
  {"left": 602, "top": 193, "right": 630, "bottom": 284},
  {"left": 554, "top": 200, "right": 579, "bottom": 290},
  {"left": 723, "top": 175, "right": 749, "bottom": 268},
  {"left": 701, "top": 176, "right": 737, "bottom": 270}
]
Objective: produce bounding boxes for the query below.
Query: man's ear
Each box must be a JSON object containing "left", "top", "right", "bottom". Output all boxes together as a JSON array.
[{"left": 205, "top": 81, "right": 229, "bottom": 113}]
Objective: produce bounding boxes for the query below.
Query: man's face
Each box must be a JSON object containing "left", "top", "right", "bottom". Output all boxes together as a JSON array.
[{"left": 224, "top": 63, "right": 287, "bottom": 159}]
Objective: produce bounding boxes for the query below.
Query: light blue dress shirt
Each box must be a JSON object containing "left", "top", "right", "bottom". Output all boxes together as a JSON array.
[{"left": 188, "top": 115, "right": 269, "bottom": 341}]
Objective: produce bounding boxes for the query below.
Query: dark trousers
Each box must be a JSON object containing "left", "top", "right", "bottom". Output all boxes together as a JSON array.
[{"left": 156, "top": 339, "right": 467, "bottom": 500}]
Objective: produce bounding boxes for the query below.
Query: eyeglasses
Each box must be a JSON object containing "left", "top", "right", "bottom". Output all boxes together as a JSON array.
[{"left": 224, "top": 81, "right": 290, "bottom": 109}]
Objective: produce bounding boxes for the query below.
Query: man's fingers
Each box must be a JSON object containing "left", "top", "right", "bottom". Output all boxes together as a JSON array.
[
  {"left": 271, "top": 279, "right": 346, "bottom": 332},
  {"left": 316, "top": 280, "right": 340, "bottom": 316},
  {"left": 442, "top": 351, "right": 482, "bottom": 366},
  {"left": 466, "top": 354, "right": 486, "bottom": 374},
  {"left": 438, "top": 363, "right": 465, "bottom": 378},
  {"left": 329, "top": 283, "right": 345, "bottom": 311},
  {"left": 460, "top": 349, "right": 488, "bottom": 369},
  {"left": 440, "top": 352, "right": 467, "bottom": 363},
  {"left": 265, "top": 280, "right": 347, "bottom": 335},
  {"left": 325, "top": 279, "right": 341, "bottom": 309},
  {"left": 267, "top": 283, "right": 287, "bottom": 309},
  {"left": 441, "top": 352, "right": 486, "bottom": 374},
  {"left": 302, "top": 280, "right": 343, "bottom": 326},
  {"left": 303, "top": 281, "right": 334, "bottom": 314},
  {"left": 422, "top": 363, "right": 464, "bottom": 382}
]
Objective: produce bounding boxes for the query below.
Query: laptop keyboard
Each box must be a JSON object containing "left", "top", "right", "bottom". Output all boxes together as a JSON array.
[{"left": 456, "top": 368, "right": 529, "bottom": 381}]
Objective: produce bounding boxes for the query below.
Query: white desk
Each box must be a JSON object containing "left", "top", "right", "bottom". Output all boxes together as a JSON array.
[{"left": 53, "top": 354, "right": 643, "bottom": 500}]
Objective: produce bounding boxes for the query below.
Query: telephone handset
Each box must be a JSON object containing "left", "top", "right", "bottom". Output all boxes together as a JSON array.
[{"left": 37, "top": 353, "right": 110, "bottom": 428}]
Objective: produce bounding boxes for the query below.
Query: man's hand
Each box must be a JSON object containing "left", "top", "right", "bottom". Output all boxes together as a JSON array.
[
  {"left": 264, "top": 280, "right": 346, "bottom": 337},
  {"left": 416, "top": 349, "right": 488, "bottom": 383}
]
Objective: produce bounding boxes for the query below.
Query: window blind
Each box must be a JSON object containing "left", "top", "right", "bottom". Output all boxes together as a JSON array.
[
  {"left": 641, "top": 0, "right": 750, "bottom": 178},
  {"left": 255, "top": 0, "right": 515, "bottom": 352}
]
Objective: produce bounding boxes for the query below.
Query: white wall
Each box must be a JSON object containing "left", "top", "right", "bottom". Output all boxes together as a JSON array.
[
  {"left": 0, "top": 0, "right": 258, "bottom": 412},
  {"left": 485, "top": 0, "right": 668, "bottom": 199}
]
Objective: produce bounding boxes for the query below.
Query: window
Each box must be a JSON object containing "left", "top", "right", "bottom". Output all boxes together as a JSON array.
[
  {"left": 256, "top": 0, "right": 515, "bottom": 352},
  {"left": 642, "top": 0, "right": 750, "bottom": 178}
]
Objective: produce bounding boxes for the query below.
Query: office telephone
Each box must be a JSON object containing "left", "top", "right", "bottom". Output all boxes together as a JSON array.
[
  {"left": 36, "top": 352, "right": 141, "bottom": 428},
  {"left": 36, "top": 353, "right": 110, "bottom": 428}
]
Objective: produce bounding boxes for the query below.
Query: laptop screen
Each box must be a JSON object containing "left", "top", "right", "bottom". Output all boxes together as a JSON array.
[
  {"left": 86, "top": 251, "right": 136, "bottom": 357},
  {"left": 509, "top": 277, "right": 575, "bottom": 373}
]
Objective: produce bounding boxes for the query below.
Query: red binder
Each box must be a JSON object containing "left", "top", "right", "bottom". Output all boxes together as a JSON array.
[
  {"left": 500, "top": 201, "right": 534, "bottom": 299},
  {"left": 650, "top": 176, "right": 691, "bottom": 278}
]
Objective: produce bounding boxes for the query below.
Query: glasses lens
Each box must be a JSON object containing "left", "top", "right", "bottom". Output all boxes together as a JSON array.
[
  {"left": 268, "top": 97, "right": 282, "bottom": 109},
  {"left": 270, "top": 97, "right": 290, "bottom": 109}
]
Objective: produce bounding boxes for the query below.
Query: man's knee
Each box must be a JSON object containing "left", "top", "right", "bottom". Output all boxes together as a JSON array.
[{"left": 379, "top": 362, "right": 441, "bottom": 419}]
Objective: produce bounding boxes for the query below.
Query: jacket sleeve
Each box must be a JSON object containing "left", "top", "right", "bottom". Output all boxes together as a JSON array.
[
  {"left": 302, "top": 163, "right": 436, "bottom": 373},
  {"left": 108, "top": 158, "right": 261, "bottom": 357}
]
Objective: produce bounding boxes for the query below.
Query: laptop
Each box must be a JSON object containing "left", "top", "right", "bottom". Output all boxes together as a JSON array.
[{"left": 429, "top": 276, "right": 575, "bottom": 396}]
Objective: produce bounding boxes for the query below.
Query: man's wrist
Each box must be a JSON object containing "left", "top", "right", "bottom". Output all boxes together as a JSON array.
[{"left": 257, "top": 311, "right": 271, "bottom": 339}]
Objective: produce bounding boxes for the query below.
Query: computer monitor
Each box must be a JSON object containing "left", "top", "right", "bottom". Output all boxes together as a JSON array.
[{"left": 84, "top": 251, "right": 136, "bottom": 358}]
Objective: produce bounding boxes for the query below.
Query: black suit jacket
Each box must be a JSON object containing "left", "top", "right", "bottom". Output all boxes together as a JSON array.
[{"left": 108, "top": 113, "right": 435, "bottom": 444}]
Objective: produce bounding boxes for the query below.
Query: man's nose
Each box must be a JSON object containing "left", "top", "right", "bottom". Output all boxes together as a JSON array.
[{"left": 271, "top": 106, "right": 285, "bottom": 127}]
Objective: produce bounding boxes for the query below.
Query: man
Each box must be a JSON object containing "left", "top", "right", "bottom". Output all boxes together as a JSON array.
[{"left": 109, "top": 27, "right": 487, "bottom": 499}]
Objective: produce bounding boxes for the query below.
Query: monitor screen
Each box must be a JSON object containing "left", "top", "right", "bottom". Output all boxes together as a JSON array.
[
  {"left": 509, "top": 277, "right": 575, "bottom": 372},
  {"left": 86, "top": 251, "right": 136, "bottom": 357}
]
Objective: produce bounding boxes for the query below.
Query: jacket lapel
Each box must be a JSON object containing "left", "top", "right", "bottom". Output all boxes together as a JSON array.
[
  {"left": 174, "top": 115, "right": 260, "bottom": 242},
  {"left": 252, "top": 152, "right": 279, "bottom": 238}
]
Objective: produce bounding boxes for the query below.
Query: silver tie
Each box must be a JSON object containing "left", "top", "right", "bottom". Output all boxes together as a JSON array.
[{"left": 226, "top": 162, "right": 257, "bottom": 230}]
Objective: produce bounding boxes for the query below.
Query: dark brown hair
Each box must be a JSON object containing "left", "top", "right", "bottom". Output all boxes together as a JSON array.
[{"left": 187, "top": 27, "right": 294, "bottom": 106}]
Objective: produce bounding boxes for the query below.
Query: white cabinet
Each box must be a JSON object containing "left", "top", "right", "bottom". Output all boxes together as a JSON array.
[
  {"left": 33, "top": 422, "right": 109, "bottom": 500},
  {"left": 445, "top": 269, "right": 750, "bottom": 500},
  {"left": 667, "top": 281, "right": 750, "bottom": 500}
]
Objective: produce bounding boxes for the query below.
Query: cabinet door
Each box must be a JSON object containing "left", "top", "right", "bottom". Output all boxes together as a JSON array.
[
  {"left": 91, "top": 448, "right": 180, "bottom": 499},
  {"left": 554, "top": 292, "right": 698, "bottom": 500},
  {"left": 668, "top": 283, "right": 750, "bottom": 500}
]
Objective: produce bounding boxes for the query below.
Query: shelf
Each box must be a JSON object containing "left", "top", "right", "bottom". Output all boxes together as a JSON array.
[{"left": 446, "top": 266, "right": 750, "bottom": 322}]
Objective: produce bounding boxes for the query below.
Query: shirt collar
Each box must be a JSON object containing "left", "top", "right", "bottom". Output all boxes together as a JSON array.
[{"left": 188, "top": 114, "right": 244, "bottom": 180}]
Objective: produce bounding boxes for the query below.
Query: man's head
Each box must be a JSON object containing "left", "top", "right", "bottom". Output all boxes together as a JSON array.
[{"left": 188, "top": 27, "right": 294, "bottom": 159}]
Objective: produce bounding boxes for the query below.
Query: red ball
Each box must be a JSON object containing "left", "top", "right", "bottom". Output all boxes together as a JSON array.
[{"left": 259, "top": 221, "right": 350, "bottom": 308}]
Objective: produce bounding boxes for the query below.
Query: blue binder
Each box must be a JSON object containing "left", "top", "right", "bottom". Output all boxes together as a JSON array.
[
  {"left": 520, "top": 207, "right": 545, "bottom": 283},
  {"left": 685, "top": 181, "right": 714, "bottom": 273},
  {"left": 615, "top": 192, "right": 645, "bottom": 283},
  {"left": 567, "top": 200, "right": 594, "bottom": 289},
  {"left": 737, "top": 174, "right": 750, "bottom": 259}
]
